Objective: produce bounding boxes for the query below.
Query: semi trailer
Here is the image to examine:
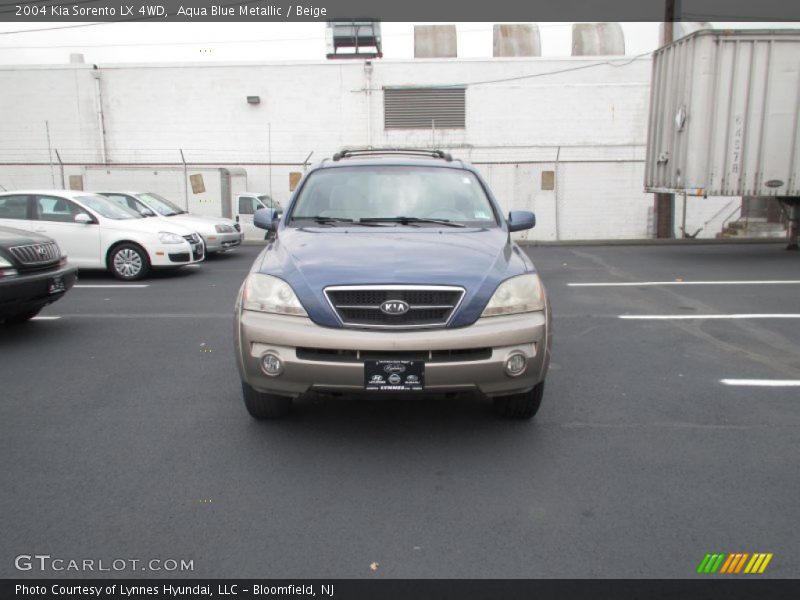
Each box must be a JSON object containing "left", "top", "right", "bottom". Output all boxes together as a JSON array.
[{"left": 645, "top": 29, "right": 800, "bottom": 248}]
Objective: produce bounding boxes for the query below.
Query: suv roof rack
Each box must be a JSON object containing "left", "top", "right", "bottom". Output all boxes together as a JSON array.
[{"left": 331, "top": 147, "right": 453, "bottom": 162}]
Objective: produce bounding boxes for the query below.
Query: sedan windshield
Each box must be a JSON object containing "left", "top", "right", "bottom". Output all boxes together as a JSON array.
[
  {"left": 137, "top": 192, "right": 186, "bottom": 216},
  {"left": 76, "top": 195, "right": 142, "bottom": 220},
  {"left": 290, "top": 166, "right": 498, "bottom": 226}
]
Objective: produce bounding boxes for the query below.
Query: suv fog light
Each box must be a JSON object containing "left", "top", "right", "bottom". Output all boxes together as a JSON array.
[
  {"left": 261, "top": 353, "right": 283, "bottom": 377},
  {"left": 505, "top": 353, "right": 527, "bottom": 377}
]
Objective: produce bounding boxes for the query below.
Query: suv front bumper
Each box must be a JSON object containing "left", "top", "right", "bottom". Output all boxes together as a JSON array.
[
  {"left": 235, "top": 309, "right": 551, "bottom": 398},
  {"left": 0, "top": 263, "right": 78, "bottom": 317}
]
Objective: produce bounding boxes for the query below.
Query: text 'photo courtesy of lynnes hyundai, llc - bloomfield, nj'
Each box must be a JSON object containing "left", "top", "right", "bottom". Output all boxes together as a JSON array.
[{"left": 1, "top": 10, "right": 800, "bottom": 597}]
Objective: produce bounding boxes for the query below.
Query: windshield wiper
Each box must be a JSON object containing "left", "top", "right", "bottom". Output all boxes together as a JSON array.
[
  {"left": 360, "top": 216, "right": 466, "bottom": 228},
  {"left": 296, "top": 216, "right": 388, "bottom": 227},
  {"left": 310, "top": 216, "right": 353, "bottom": 224}
]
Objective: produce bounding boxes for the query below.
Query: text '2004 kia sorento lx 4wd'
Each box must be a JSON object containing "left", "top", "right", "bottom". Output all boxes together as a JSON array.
[{"left": 234, "top": 149, "right": 552, "bottom": 419}]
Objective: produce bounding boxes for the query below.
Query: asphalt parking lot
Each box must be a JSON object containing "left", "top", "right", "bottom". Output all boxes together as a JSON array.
[{"left": 2, "top": 243, "right": 799, "bottom": 579}]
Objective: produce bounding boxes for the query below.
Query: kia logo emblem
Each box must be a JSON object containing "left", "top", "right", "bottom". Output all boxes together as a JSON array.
[
  {"left": 384, "top": 364, "right": 406, "bottom": 374},
  {"left": 380, "top": 300, "right": 409, "bottom": 315}
]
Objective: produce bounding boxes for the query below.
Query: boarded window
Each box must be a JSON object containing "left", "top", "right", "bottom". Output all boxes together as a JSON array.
[
  {"left": 541, "top": 171, "right": 555, "bottom": 191},
  {"left": 189, "top": 174, "right": 206, "bottom": 194},
  {"left": 384, "top": 87, "right": 466, "bottom": 129}
]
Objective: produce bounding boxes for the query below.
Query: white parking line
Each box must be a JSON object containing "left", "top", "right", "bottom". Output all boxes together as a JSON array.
[
  {"left": 619, "top": 314, "right": 800, "bottom": 320},
  {"left": 30, "top": 316, "right": 61, "bottom": 320},
  {"left": 721, "top": 379, "right": 800, "bottom": 387},
  {"left": 55, "top": 313, "right": 230, "bottom": 318},
  {"left": 74, "top": 284, "right": 149, "bottom": 289},
  {"left": 570, "top": 280, "right": 800, "bottom": 287}
]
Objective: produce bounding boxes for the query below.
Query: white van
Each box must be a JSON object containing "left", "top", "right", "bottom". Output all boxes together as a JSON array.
[
  {"left": 0, "top": 190, "right": 204, "bottom": 280},
  {"left": 234, "top": 193, "right": 283, "bottom": 240}
]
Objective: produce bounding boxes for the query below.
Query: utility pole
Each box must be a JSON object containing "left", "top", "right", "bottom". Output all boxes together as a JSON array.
[{"left": 655, "top": 0, "right": 677, "bottom": 238}]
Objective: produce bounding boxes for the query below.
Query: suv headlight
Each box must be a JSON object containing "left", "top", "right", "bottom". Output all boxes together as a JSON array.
[
  {"left": 242, "top": 273, "right": 307, "bottom": 317},
  {"left": 215, "top": 224, "right": 234, "bottom": 233},
  {"left": 158, "top": 231, "right": 185, "bottom": 244},
  {"left": 481, "top": 273, "right": 545, "bottom": 317},
  {"left": 0, "top": 254, "right": 18, "bottom": 277}
]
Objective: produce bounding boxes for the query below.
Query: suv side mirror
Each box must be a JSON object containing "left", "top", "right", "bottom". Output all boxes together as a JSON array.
[
  {"left": 508, "top": 211, "right": 535, "bottom": 232},
  {"left": 74, "top": 213, "right": 94, "bottom": 224},
  {"left": 138, "top": 207, "right": 156, "bottom": 217},
  {"left": 254, "top": 207, "right": 278, "bottom": 231}
]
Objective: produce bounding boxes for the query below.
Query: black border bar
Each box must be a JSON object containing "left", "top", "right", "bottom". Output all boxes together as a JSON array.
[
  {"left": 1, "top": 0, "right": 799, "bottom": 23},
  {"left": 4, "top": 579, "right": 800, "bottom": 600}
]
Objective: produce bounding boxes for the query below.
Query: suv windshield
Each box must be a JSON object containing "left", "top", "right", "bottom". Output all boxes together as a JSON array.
[
  {"left": 76, "top": 195, "right": 142, "bottom": 220},
  {"left": 137, "top": 192, "right": 186, "bottom": 216},
  {"left": 290, "top": 166, "right": 498, "bottom": 226}
]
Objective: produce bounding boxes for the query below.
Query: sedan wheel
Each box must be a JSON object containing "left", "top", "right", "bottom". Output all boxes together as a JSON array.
[{"left": 110, "top": 244, "right": 150, "bottom": 281}]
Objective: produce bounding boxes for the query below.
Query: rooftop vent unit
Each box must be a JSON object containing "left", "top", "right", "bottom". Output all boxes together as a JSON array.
[
  {"left": 326, "top": 20, "right": 383, "bottom": 59},
  {"left": 572, "top": 22, "right": 625, "bottom": 56}
]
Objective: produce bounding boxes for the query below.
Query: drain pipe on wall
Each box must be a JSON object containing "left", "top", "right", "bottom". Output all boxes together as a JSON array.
[
  {"left": 554, "top": 146, "right": 561, "bottom": 241},
  {"left": 364, "top": 61, "right": 373, "bottom": 147},
  {"left": 91, "top": 66, "right": 108, "bottom": 163}
]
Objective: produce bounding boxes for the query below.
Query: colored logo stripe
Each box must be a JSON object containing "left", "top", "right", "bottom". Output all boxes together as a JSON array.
[
  {"left": 719, "top": 554, "right": 736, "bottom": 574},
  {"left": 698, "top": 553, "right": 773, "bottom": 574},
  {"left": 697, "top": 554, "right": 725, "bottom": 574}
]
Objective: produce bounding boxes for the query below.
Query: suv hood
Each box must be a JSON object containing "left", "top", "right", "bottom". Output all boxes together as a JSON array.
[
  {"left": 254, "top": 227, "right": 534, "bottom": 328},
  {"left": 0, "top": 225, "right": 54, "bottom": 246}
]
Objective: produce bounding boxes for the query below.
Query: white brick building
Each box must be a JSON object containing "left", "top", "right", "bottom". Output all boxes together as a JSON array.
[{"left": 0, "top": 56, "right": 735, "bottom": 240}]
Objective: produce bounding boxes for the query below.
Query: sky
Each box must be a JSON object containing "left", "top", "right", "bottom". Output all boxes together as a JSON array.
[{"left": 0, "top": 21, "right": 797, "bottom": 65}]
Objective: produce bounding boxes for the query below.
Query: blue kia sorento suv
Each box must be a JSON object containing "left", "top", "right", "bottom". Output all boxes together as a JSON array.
[{"left": 234, "top": 148, "right": 552, "bottom": 419}]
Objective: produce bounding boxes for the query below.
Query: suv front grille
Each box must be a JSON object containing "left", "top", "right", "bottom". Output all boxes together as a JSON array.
[
  {"left": 325, "top": 285, "right": 464, "bottom": 329},
  {"left": 296, "top": 347, "right": 491, "bottom": 363},
  {"left": 9, "top": 242, "right": 60, "bottom": 266}
]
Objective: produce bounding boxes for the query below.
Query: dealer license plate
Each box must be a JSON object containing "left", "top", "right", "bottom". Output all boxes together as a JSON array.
[
  {"left": 365, "top": 360, "right": 425, "bottom": 391},
  {"left": 48, "top": 276, "right": 66, "bottom": 294}
]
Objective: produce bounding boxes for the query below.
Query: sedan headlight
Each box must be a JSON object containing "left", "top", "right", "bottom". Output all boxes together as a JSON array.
[
  {"left": 215, "top": 224, "right": 234, "bottom": 233},
  {"left": 242, "top": 273, "right": 307, "bottom": 317},
  {"left": 158, "top": 231, "right": 185, "bottom": 244},
  {"left": 481, "top": 273, "right": 545, "bottom": 317}
]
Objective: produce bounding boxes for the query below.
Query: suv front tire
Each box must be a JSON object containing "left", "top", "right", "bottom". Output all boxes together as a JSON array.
[
  {"left": 242, "top": 382, "right": 293, "bottom": 419},
  {"left": 492, "top": 381, "right": 545, "bottom": 419}
]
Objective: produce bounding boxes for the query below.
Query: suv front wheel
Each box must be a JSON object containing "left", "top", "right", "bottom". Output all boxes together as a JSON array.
[
  {"left": 492, "top": 381, "right": 545, "bottom": 419},
  {"left": 242, "top": 382, "right": 292, "bottom": 419}
]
